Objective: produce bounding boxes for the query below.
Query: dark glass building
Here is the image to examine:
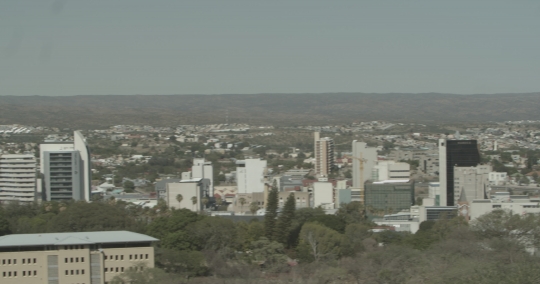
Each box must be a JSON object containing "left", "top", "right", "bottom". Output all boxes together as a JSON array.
[
  {"left": 444, "top": 140, "right": 480, "bottom": 206},
  {"left": 364, "top": 180, "right": 415, "bottom": 219}
]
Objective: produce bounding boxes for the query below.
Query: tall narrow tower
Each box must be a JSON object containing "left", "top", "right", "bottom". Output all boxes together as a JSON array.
[{"left": 314, "top": 132, "right": 334, "bottom": 177}]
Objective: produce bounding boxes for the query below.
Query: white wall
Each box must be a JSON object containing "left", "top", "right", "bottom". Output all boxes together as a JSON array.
[
  {"left": 236, "top": 159, "right": 267, "bottom": 194},
  {"left": 352, "top": 141, "right": 377, "bottom": 188},
  {"left": 438, "top": 139, "right": 448, "bottom": 206},
  {"left": 166, "top": 182, "right": 203, "bottom": 212},
  {"left": 313, "top": 182, "right": 333, "bottom": 208},
  {"left": 74, "top": 131, "right": 91, "bottom": 201}
]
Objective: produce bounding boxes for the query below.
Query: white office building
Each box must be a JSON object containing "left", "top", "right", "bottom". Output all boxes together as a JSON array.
[
  {"left": 236, "top": 159, "right": 267, "bottom": 194},
  {"left": 454, "top": 165, "right": 491, "bottom": 205},
  {"left": 488, "top": 172, "right": 507, "bottom": 186},
  {"left": 371, "top": 161, "right": 410, "bottom": 181},
  {"left": 192, "top": 158, "right": 214, "bottom": 195},
  {"left": 313, "top": 181, "right": 333, "bottom": 208},
  {"left": 351, "top": 141, "right": 377, "bottom": 188},
  {"left": 166, "top": 179, "right": 206, "bottom": 212},
  {"left": 0, "top": 154, "right": 37, "bottom": 203},
  {"left": 39, "top": 131, "right": 92, "bottom": 202}
]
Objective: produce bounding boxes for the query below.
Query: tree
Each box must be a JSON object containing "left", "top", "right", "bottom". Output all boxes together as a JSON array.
[
  {"left": 264, "top": 181, "right": 279, "bottom": 240},
  {"left": 238, "top": 197, "right": 247, "bottom": 212},
  {"left": 201, "top": 197, "right": 209, "bottom": 209},
  {"left": 274, "top": 193, "right": 295, "bottom": 245},
  {"left": 297, "top": 222, "right": 344, "bottom": 262},
  {"left": 191, "top": 196, "right": 198, "bottom": 211},
  {"left": 250, "top": 202, "right": 259, "bottom": 215},
  {"left": 176, "top": 194, "right": 183, "bottom": 205},
  {"left": 123, "top": 180, "right": 135, "bottom": 193}
]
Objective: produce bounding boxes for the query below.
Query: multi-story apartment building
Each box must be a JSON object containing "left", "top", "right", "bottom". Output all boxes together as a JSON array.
[
  {"left": 0, "top": 154, "right": 37, "bottom": 203},
  {"left": 314, "top": 132, "right": 335, "bottom": 177},
  {"left": 0, "top": 231, "right": 157, "bottom": 284},
  {"left": 40, "top": 131, "right": 92, "bottom": 201}
]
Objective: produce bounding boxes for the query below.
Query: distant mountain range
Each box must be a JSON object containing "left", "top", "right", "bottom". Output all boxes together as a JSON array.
[{"left": 0, "top": 93, "right": 539, "bottom": 129}]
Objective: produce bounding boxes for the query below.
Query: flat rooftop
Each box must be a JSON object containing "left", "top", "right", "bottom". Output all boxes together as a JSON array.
[{"left": 0, "top": 231, "right": 158, "bottom": 247}]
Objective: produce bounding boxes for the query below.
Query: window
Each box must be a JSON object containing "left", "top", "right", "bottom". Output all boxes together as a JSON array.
[
  {"left": 65, "top": 270, "right": 68, "bottom": 275},
  {"left": 28, "top": 258, "right": 31, "bottom": 264},
  {"left": 81, "top": 257, "right": 85, "bottom": 262},
  {"left": 71, "top": 270, "right": 74, "bottom": 275},
  {"left": 13, "top": 272, "right": 16, "bottom": 277},
  {"left": 8, "top": 272, "right": 12, "bottom": 277},
  {"left": 33, "top": 258, "right": 36, "bottom": 263},
  {"left": 121, "top": 255, "right": 124, "bottom": 260},
  {"left": 140, "top": 254, "right": 143, "bottom": 259},
  {"left": 116, "top": 267, "right": 119, "bottom": 272},
  {"left": 76, "top": 270, "right": 79, "bottom": 275},
  {"left": 115, "top": 255, "right": 118, "bottom": 261},
  {"left": 8, "top": 259, "right": 11, "bottom": 264},
  {"left": 23, "top": 271, "right": 26, "bottom": 276},
  {"left": 33, "top": 271, "right": 36, "bottom": 276},
  {"left": 76, "top": 257, "right": 79, "bottom": 262},
  {"left": 129, "top": 255, "right": 132, "bottom": 260},
  {"left": 82, "top": 269, "right": 85, "bottom": 274},
  {"left": 3, "top": 272, "right": 5, "bottom": 277},
  {"left": 145, "top": 254, "right": 148, "bottom": 259},
  {"left": 13, "top": 259, "right": 16, "bottom": 264},
  {"left": 22, "top": 259, "right": 25, "bottom": 264},
  {"left": 121, "top": 267, "right": 124, "bottom": 272},
  {"left": 2, "top": 259, "right": 5, "bottom": 265},
  {"left": 104, "top": 255, "right": 107, "bottom": 260},
  {"left": 104, "top": 268, "right": 108, "bottom": 272},
  {"left": 134, "top": 255, "right": 138, "bottom": 259},
  {"left": 65, "top": 258, "right": 68, "bottom": 263}
]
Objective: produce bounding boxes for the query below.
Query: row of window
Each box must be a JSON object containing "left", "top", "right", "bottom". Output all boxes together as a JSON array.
[
  {"left": 2, "top": 270, "right": 37, "bottom": 277},
  {"left": 65, "top": 257, "right": 85, "bottom": 263},
  {"left": 105, "top": 266, "right": 144, "bottom": 273},
  {"left": 65, "top": 269, "right": 85, "bottom": 276},
  {"left": 64, "top": 245, "right": 85, "bottom": 250},
  {"left": 104, "top": 254, "right": 149, "bottom": 261},
  {"left": 1, "top": 258, "right": 37, "bottom": 265}
]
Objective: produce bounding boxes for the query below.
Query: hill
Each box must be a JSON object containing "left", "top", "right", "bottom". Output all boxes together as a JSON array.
[{"left": 0, "top": 93, "right": 538, "bottom": 128}]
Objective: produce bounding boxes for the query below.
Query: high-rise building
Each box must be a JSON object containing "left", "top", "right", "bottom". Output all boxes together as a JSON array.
[
  {"left": 438, "top": 139, "right": 481, "bottom": 206},
  {"left": 0, "top": 154, "right": 37, "bottom": 203},
  {"left": 351, "top": 141, "right": 377, "bottom": 188},
  {"left": 236, "top": 159, "right": 267, "bottom": 194},
  {"left": 40, "top": 131, "right": 92, "bottom": 202},
  {"left": 192, "top": 158, "right": 214, "bottom": 195},
  {"left": 314, "top": 132, "right": 335, "bottom": 177}
]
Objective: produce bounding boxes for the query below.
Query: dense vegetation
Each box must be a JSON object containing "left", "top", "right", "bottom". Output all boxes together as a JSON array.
[{"left": 1, "top": 198, "right": 540, "bottom": 283}]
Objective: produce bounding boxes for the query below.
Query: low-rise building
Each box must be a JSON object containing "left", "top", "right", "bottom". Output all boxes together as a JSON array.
[{"left": 0, "top": 231, "right": 157, "bottom": 284}]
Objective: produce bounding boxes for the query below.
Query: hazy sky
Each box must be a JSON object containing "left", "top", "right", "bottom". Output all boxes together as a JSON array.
[{"left": 1, "top": 0, "right": 539, "bottom": 96}]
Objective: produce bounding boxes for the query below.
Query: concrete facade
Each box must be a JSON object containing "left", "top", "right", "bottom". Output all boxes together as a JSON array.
[
  {"left": 0, "top": 231, "right": 156, "bottom": 284},
  {"left": 236, "top": 159, "right": 267, "bottom": 194},
  {"left": 192, "top": 158, "right": 214, "bottom": 195},
  {"left": 372, "top": 161, "right": 410, "bottom": 181},
  {"left": 313, "top": 181, "right": 333, "bottom": 208},
  {"left": 166, "top": 179, "right": 205, "bottom": 212},
  {"left": 39, "top": 131, "right": 92, "bottom": 202},
  {"left": 314, "top": 132, "right": 335, "bottom": 177},
  {"left": 351, "top": 141, "right": 377, "bottom": 188}
]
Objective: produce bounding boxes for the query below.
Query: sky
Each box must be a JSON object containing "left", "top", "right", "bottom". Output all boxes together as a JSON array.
[{"left": 1, "top": 0, "right": 539, "bottom": 96}]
